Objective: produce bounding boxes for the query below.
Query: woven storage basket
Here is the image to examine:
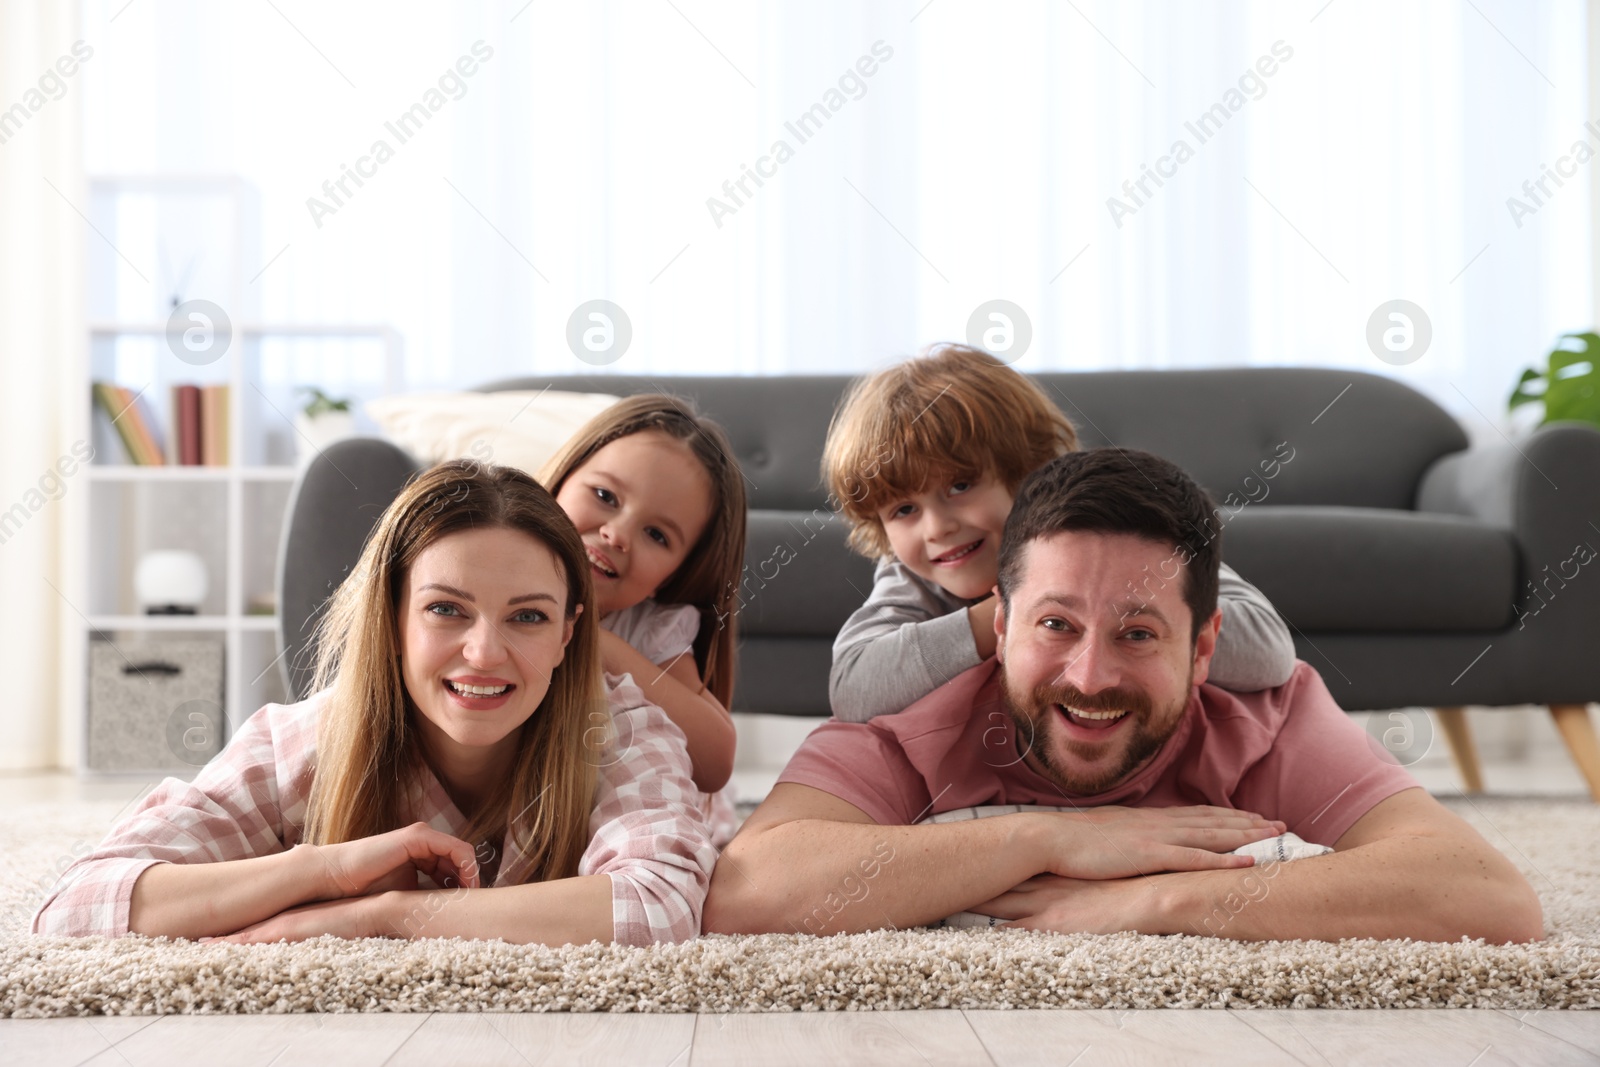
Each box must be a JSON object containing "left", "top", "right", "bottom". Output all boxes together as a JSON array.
[{"left": 87, "top": 636, "right": 225, "bottom": 772}]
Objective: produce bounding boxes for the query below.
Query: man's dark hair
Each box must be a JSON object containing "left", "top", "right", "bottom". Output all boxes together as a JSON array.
[{"left": 997, "top": 447, "right": 1221, "bottom": 640}]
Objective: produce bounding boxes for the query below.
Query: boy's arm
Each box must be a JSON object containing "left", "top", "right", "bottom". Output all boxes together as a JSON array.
[
  {"left": 1205, "top": 563, "right": 1297, "bottom": 691},
  {"left": 829, "top": 560, "right": 984, "bottom": 722}
]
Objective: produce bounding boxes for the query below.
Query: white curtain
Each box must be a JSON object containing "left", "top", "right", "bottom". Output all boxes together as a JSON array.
[
  {"left": 75, "top": 0, "right": 1591, "bottom": 430},
  {"left": 0, "top": 0, "right": 86, "bottom": 768}
]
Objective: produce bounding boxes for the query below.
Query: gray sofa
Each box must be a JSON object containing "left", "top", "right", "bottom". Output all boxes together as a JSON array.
[{"left": 277, "top": 368, "right": 1600, "bottom": 796}]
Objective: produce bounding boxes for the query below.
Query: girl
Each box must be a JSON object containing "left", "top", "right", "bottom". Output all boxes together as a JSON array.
[
  {"left": 33, "top": 461, "right": 716, "bottom": 945},
  {"left": 539, "top": 395, "right": 747, "bottom": 842}
]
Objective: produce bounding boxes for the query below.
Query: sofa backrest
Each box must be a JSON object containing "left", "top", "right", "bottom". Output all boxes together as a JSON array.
[{"left": 480, "top": 367, "right": 1467, "bottom": 512}]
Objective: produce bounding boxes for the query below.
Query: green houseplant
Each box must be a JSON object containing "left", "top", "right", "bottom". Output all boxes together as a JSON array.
[
  {"left": 294, "top": 386, "right": 355, "bottom": 461},
  {"left": 298, "top": 386, "right": 352, "bottom": 419},
  {"left": 1509, "top": 332, "right": 1600, "bottom": 429}
]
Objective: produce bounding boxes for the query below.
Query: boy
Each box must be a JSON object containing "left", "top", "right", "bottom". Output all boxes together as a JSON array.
[{"left": 823, "top": 344, "right": 1295, "bottom": 722}]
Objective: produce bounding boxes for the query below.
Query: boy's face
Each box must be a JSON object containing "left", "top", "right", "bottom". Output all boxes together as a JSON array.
[{"left": 878, "top": 471, "right": 1014, "bottom": 600}]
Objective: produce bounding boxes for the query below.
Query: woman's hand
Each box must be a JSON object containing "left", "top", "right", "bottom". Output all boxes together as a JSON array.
[
  {"left": 304, "top": 822, "right": 482, "bottom": 901},
  {"left": 1026, "top": 804, "right": 1284, "bottom": 880},
  {"left": 202, "top": 893, "right": 399, "bottom": 945}
]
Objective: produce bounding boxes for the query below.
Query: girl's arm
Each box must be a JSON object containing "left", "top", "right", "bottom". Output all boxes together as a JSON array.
[
  {"left": 1207, "top": 563, "right": 1298, "bottom": 691},
  {"left": 598, "top": 628, "right": 735, "bottom": 792},
  {"left": 482, "top": 681, "right": 719, "bottom": 944}
]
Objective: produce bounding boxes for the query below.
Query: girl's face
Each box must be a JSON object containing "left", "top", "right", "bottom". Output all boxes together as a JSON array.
[
  {"left": 554, "top": 430, "right": 715, "bottom": 616},
  {"left": 397, "top": 526, "right": 577, "bottom": 762}
]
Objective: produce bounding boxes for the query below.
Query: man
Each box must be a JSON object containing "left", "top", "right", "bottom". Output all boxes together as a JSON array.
[{"left": 704, "top": 448, "right": 1543, "bottom": 943}]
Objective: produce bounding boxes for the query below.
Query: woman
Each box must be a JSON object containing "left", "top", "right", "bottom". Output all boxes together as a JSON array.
[{"left": 33, "top": 461, "right": 717, "bottom": 945}]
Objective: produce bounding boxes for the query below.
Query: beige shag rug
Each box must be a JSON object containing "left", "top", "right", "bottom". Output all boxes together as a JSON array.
[{"left": 1, "top": 796, "right": 1596, "bottom": 1015}]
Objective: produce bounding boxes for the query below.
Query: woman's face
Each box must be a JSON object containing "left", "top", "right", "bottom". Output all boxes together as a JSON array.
[
  {"left": 397, "top": 526, "right": 578, "bottom": 759},
  {"left": 553, "top": 430, "right": 714, "bottom": 616}
]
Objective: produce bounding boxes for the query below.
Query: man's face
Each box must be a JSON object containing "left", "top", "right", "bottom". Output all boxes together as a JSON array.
[{"left": 995, "top": 530, "right": 1222, "bottom": 795}]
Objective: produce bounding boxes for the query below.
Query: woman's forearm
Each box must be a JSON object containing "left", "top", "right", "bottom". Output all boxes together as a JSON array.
[
  {"left": 129, "top": 844, "right": 329, "bottom": 939},
  {"left": 378, "top": 873, "right": 616, "bottom": 946}
]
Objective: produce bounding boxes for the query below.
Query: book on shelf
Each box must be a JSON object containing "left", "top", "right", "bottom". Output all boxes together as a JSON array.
[
  {"left": 173, "top": 384, "right": 201, "bottom": 465},
  {"left": 89, "top": 384, "right": 135, "bottom": 463},
  {"left": 90, "top": 383, "right": 165, "bottom": 465},
  {"left": 200, "top": 384, "right": 230, "bottom": 466},
  {"left": 91, "top": 381, "right": 229, "bottom": 466}
]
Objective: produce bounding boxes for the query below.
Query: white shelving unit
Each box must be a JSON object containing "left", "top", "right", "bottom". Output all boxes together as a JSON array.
[{"left": 67, "top": 175, "right": 403, "bottom": 773}]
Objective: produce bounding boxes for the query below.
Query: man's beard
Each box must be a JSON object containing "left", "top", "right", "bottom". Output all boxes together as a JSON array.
[{"left": 1000, "top": 664, "right": 1191, "bottom": 796}]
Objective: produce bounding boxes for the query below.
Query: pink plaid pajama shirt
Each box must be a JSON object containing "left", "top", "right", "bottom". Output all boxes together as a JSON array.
[{"left": 32, "top": 674, "right": 718, "bottom": 945}]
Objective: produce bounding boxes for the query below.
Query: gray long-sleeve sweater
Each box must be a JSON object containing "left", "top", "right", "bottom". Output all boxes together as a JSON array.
[{"left": 828, "top": 558, "right": 1297, "bottom": 723}]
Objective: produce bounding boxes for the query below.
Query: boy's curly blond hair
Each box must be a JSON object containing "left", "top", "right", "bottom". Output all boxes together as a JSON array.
[{"left": 822, "top": 344, "right": 1078, "bottom": 558}]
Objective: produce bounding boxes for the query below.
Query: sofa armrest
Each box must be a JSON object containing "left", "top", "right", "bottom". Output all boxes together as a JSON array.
[
  {"left": 275, "top": 436, "right": 421, "bottom": 700},
  {"left": 1417, "top": 422, "right": 1600, "bottom": 626}
]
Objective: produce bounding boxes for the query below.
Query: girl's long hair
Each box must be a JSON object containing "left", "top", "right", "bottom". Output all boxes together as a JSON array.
[
  {"left": 302, "top": 460, "right": 605, "bottom": 885},
  {"left": 539, "top": 394, "right": 747, "bottom": 708}
]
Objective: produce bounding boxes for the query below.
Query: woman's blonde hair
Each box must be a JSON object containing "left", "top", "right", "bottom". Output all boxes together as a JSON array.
[
  {"left": 539, "top": 394, "right": 747, "bottom": 708},
  {"left": 823, "top": 343, "right": 1079, "bottom": 558},
  {"left": 303, "top": 460, "right": 605, "bottom": 886}
]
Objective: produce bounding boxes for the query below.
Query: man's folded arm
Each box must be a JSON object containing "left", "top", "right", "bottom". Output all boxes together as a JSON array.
[
  {"left": 1150, "top": 788, "right": 1543, "bottom": 944},
  {"left": 702, "top": 783, "right": 1047, "bottom": 935}
]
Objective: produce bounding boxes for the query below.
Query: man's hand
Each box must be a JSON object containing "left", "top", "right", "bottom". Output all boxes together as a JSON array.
[
  {"left": 1028, "top": 804, "right": 1284, "bottom": 880},
  {"left": 974, "top": 873, "right": 1166, "bottom": 934}
]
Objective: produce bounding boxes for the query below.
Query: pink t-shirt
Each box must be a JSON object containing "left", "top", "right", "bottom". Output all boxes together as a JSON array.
[{"left": 777, "top": 660, "right": 1420, "bottom": 847}]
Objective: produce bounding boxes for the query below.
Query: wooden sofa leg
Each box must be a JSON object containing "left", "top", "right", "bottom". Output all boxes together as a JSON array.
[
  {"left": 1434, "top": 707, "right": 1484, "bottom": 794},
  {"left": 1549, "top": 704, "right": 1600, "bottom": 803}
]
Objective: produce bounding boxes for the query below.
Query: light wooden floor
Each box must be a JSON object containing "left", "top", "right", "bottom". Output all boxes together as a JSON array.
[{"left": 1, "top": 1008, "right": 1597, "bottom": 1065}]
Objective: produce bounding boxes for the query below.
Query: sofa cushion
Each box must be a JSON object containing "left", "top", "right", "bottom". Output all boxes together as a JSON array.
[
  {"left": 478, "top": 375, "right": 851, "bottom": 512},
  {"left": 731, "top": 637, "right": 839, "bottom": 716},
  {"left": 736, "top": 510, "right": 876, "bottom": 637},
  {"left": 366, "top": 390, "right": 620, "bottom": 476},
  {"left": 1222, "top": 506, "right": 1517, "bottom": 632}
]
